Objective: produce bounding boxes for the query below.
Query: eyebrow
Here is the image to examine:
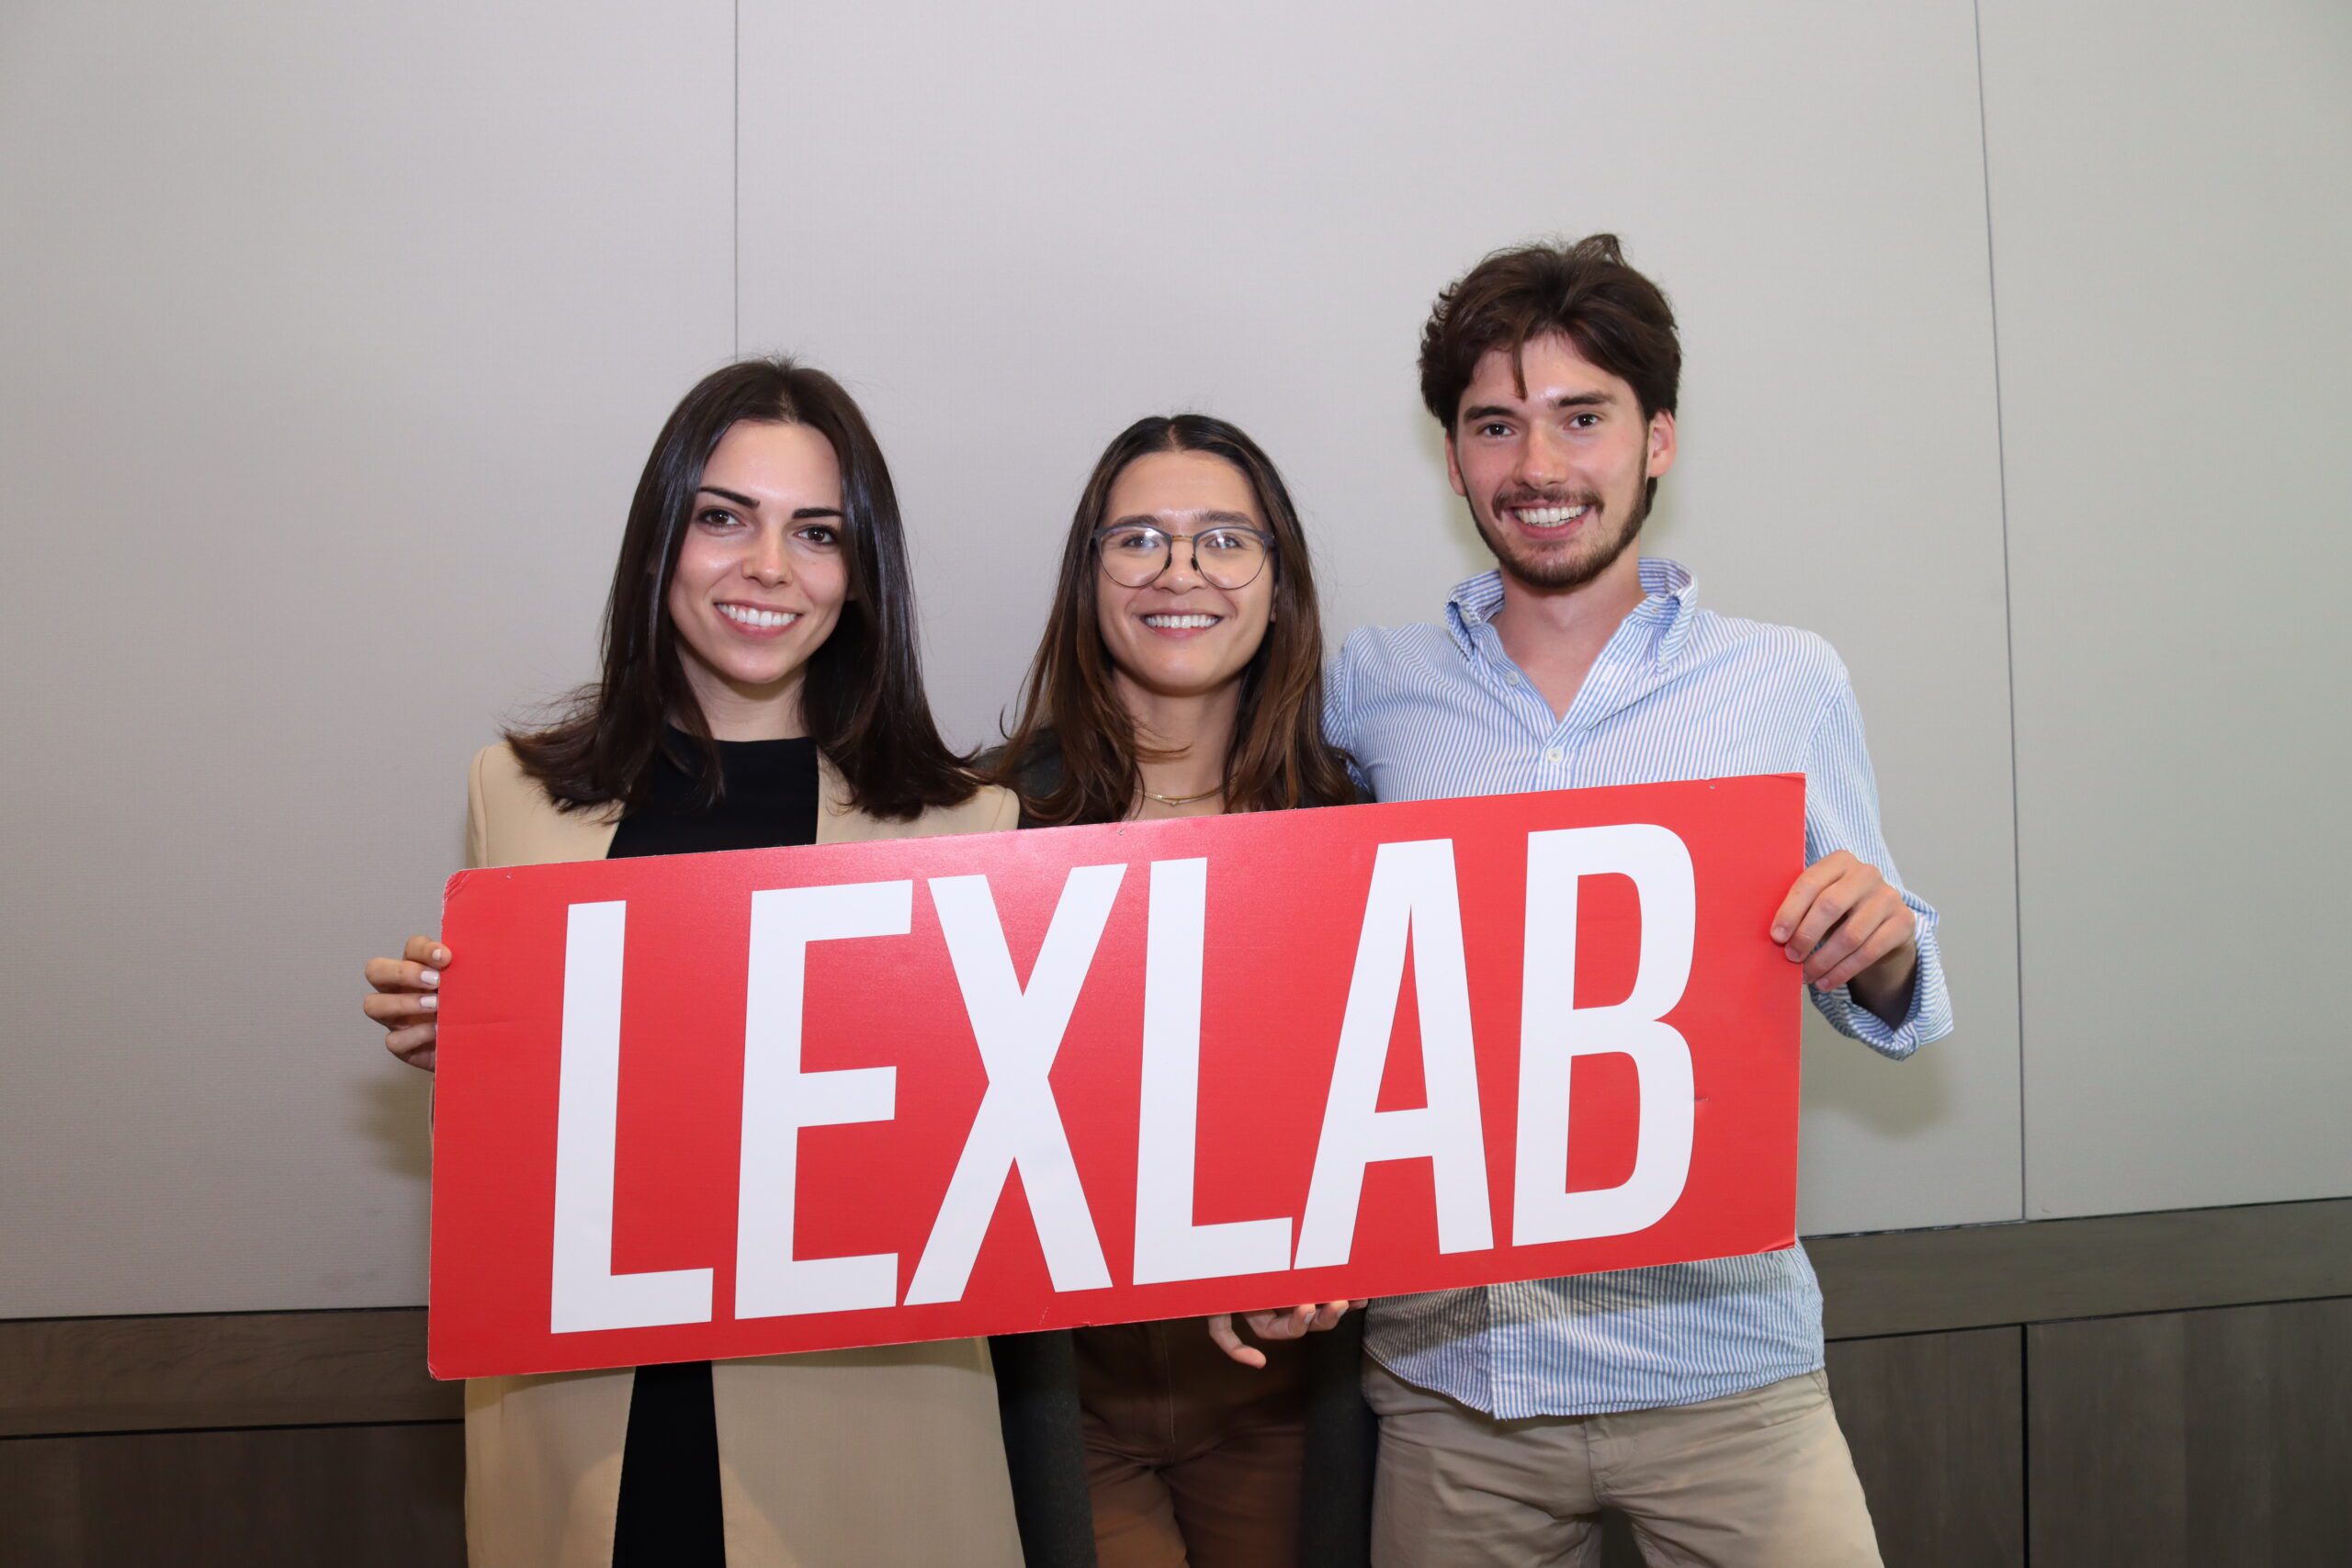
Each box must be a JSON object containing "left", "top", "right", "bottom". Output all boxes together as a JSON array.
[
  {"left": 1460, "top": 390, "right": 1616, "bottom": 423},
  {"left": 696, "top": 485, "right": 842, "bottom": 520},
  {"left": 1106, "top": 509, "right": 1261, "bottom": 529}
]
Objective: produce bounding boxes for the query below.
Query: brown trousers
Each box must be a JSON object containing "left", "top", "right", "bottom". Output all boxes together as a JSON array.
[
  {"left": 1077, "top": 1319, "right": 1310, "bottom": 1568},
  {"left": 1365, "top": 1359, "right": 1883, "bottom": 1568}
]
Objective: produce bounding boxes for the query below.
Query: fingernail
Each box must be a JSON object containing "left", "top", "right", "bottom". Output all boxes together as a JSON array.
[
  {"left": 1770, "top": 924, "right": 1788, "bottom": 942},
  {"left": 433, "top": 948, "right": 449, "bottom": 964},
  {"left": 420, "top": 969, "right": 439, "bottom": 987},
  {"left": 420, "top": 994, "right": 437, "bottom": 1011}
]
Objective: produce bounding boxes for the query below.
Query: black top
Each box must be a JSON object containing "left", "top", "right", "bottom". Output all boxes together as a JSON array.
[{"left": 607, "top": 732, "right": 821, "bottom": 1568}]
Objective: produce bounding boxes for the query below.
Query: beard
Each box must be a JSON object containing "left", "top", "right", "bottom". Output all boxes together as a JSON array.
[{"left": 1470, "top": 481, "right": 1649, "bottom": 592}]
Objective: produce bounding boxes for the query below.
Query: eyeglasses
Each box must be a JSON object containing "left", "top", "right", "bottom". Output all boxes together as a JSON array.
[{"left": 1092, "top": 523, "right": 1275, "bottom": 591}]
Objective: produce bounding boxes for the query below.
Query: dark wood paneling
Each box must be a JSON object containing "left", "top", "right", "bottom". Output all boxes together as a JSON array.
[
  {"left": 0, "top": 1438, "right": 82, "bottom": 1563},
  {"left": 0, "top": 1309, "right": 452, "bottom": 1437},
  {"left": 0, "top": 1421, "right": 465, "bottom": 1567},
  {"left": 2028, "top": 1297, "right": 2352, "bottom": 1567},
  {"left": 1829, "top": 1328, "right": 2025, "bottom": 1568},
  {"left": 0, "top": 1199, "right": 2340, "bottom": 1439},
  {"left": 0, "top": 1203, "right": 2341, "bottom": 1568},
  {"left": 1809, "top": 1197, "right": 2352, "bottom": 1339}
]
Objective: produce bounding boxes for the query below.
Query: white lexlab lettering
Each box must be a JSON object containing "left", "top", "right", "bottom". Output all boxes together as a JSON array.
[
  {"left": 550, "top": 900, "right": 714, "bottom": 1332},
  {"left": 903, "top": 866, "right": 1122, "bottom": 1304},
  {"left": 1294, "top": 840, "right": 1494, "bottom": 1269},
  {"left": 1512, "top": 825, "right": 1698, "bottom": 1245},
  {"left": 1132, "top": 859, "right": 1293, "bottom": 1284},
  {"left": 735, "top": 880, "right": 911, "bottom": 1319}
]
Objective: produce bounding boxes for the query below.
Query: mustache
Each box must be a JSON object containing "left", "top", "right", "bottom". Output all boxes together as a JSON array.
[{"left": 1492, "top": 489, "right": 1603, "bottom": 511}]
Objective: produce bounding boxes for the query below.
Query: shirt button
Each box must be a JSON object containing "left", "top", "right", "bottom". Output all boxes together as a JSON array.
[
  {"left": 1544, "top": 746, "right": 1565, "bottom": 763},
  {"left": 1506, "top": 672, "right": 1521, "bottom": 686}
]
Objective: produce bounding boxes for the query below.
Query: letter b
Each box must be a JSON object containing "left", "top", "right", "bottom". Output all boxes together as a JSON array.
[{"left": 1512, "top": 825, "right": 1697, "bottom": 1246}]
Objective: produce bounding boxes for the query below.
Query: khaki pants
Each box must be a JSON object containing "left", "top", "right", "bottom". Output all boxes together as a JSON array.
[
  {"left": 1079, "top": 1319, "right": 1310, "bottom": 1568},
  {"left": 1365, "top": 1359, "right": 1883, "bottom": 1568}
]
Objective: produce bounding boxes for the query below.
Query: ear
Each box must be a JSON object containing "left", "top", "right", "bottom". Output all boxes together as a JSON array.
[
  {"left": 1443, "top": 432, "right": 1467, "bottom": 498},
  {"left": 1645, "top": 410, "right": 1678, "bottom": 479}
]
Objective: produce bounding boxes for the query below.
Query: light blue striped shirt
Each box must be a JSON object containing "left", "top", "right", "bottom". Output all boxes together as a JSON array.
[{"left": 1324, "top": 556, "right": 1953, "bottom": 1417}]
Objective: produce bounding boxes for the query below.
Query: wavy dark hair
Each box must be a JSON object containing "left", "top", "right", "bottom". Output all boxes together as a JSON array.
[
  {"left": 996, "top": 414, "right": 1354, "bottom": 826},
  {"left": 1419, "top": 233, "right": 1681, "bottom": 508},
  {"left": 507, "top": 356, "right": 977, "bottom": 820}
]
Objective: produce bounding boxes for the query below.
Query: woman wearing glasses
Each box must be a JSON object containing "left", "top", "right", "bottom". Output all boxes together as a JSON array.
[
  {"left": 358, "top": 357, "right": 1025, "bottom": 1568},
  {"left": 989, "top": 415, "right": 1377, "bottom": 1568}
]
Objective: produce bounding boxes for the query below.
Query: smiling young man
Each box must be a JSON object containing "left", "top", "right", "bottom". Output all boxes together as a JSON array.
[{"left": 1322, "top": 236, "right": 1953, "bottom": 1567}]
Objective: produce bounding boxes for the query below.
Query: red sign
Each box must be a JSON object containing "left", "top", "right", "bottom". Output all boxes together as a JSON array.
[{"left": 428, "top": 775, "right": 1803, "bottom": 1379}]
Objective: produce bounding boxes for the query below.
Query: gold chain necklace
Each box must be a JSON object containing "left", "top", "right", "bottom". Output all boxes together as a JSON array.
[{"left": 1139, "top": 784, "right": 1224, "bottom": 807}]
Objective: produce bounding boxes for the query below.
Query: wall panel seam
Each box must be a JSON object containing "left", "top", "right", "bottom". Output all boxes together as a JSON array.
[{"left": 1969, "top": 0, "right": 2030, "bottom": 1228}]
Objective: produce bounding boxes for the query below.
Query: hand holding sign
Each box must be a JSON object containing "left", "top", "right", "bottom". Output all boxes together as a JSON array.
[
  {"left": 362, "top": 936, "right": 451, "bottom": 1069},
  {"left": 1205, "top": 1302, "right": 1364, "bottom": 1370},
  {"left": 1771, "top": 849, "right": 1921, "bottom": 1010}
]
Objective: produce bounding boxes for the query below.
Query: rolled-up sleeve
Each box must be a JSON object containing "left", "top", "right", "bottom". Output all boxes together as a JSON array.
[{"left": 1801, "top": 673, "right": 1953, "bottom": 1059}]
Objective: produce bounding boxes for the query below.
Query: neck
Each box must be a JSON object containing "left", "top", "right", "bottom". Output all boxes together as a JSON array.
[
  {"left": 681, "top": 665, "right": 808, "bottom": 741},
  {"left": 1491, "top": 548, "right": 1648, "bottom": 673},
  {"left": 1114, "top": 670, "right": 1241, "bottom": 815}
]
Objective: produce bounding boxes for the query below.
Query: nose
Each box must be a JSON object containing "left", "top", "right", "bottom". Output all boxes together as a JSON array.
[
  {"left": 743, "top": 522, "right": 793, "bottom": 586},
  {"left": 1159, "top": 535, "right": 1203, "bottom": 590},
  {"left": 1513, "top": 424, "right": 1568, "bottom": 490}
]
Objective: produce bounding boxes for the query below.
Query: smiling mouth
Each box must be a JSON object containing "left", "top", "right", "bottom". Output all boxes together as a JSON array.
[
  {"left": 718, "top": 603, "right": 799, "bottom": 630},
  {"left": 1142, "top": 613, "right": 1222, "bottom": 630},
  {"left": 1505, "top": 502, "right": 1593, "bottom": 531}
]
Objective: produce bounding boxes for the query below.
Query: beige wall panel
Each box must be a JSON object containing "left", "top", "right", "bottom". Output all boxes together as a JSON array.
[
  {"left": 0, "top": 1, "right": 735, "bottom": 1314},
  {"left": 1980, "top": 1, "right": 2352, "bottom": 1216},
  {"left": 737, "top": 0, "right": 2022, "bottom": 1235}
]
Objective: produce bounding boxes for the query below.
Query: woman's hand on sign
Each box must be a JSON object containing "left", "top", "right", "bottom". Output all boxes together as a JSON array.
[
  {"left": 1204, "top": 1300, "right": 1367, "bottom": 1370},
  {"left": 364, "top": 935, "right": 451, "bottom": 1071}
]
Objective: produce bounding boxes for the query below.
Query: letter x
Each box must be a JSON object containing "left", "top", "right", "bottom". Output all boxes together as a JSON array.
[{"left": 903, "top": 865, "right": 1124, "bottom": 1304}]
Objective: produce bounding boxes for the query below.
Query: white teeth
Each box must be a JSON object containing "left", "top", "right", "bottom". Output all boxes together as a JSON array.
[
  {"left": 1513, "top": 504, "right": 1590, "bottom": 527},
  {"left": 718, "top": 604, "right": 797, "bottom": 629},
  {"left": 1143, "top": 614, "right": 1219, "bottom": 629}
]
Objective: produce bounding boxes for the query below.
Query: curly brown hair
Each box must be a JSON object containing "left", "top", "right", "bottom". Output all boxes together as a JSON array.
[{"left": 1419, "top": 235, "right": 1681, "bottom": 508}]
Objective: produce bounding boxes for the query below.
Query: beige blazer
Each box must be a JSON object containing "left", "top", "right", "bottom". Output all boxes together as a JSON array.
[{"left": 458, "top": 742, "right": 1025, "bottom": 1568}]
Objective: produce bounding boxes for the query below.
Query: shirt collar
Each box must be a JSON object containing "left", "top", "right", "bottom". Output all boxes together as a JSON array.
[{"left": 1445, "top": 556, "right": 1700, "bottom": 664}]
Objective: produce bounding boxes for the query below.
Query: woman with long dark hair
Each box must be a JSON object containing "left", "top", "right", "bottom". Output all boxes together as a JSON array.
[
  {"left": 361, "top": 357, "right": 1024, "bottom": 1568},
  {"left": 990, "top": 415, "right": 1376, "bottom": 1568}
]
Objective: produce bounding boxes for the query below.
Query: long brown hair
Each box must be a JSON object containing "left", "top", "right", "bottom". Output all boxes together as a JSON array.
[
  {"left": 997, "top": 414, "right": 1354, "bottom": 826},
  {"left": 507, "top": 356, "right": 978, "bottom": 820}
]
